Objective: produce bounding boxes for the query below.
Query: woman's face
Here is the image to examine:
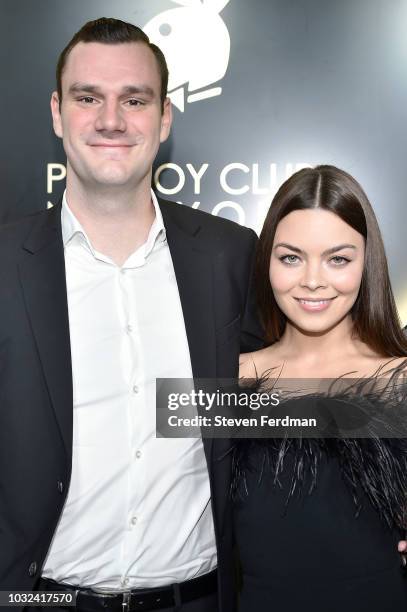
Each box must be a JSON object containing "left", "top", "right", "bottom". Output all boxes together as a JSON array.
[{"left": 269, "top": 209, "right": 365, "bottom": 335}]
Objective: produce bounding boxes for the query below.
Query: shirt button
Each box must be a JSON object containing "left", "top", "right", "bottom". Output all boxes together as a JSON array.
[
  {"left": 132, "top": 385, "right": 139, "bottom": 394},
  {"left": 122, "top": 578, "right": 129, "bottom": 587},
  {"left": 135, "top": 450, "right": 142, "bottom": 459},
  {"left": 131, "top": 516, "right": 138, "bottom": 526},
  {"left": 28, "top": 562, "right": 37, "bottom": 577},
  {"left": 126, "top": 324, "right": 133, "bottom": 333},
  {"left": 57, "top": 481, "right": 64, "bottom": 494}
]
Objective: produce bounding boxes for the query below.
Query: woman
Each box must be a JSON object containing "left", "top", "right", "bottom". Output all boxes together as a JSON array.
[{"left": 235, "top": 165, "right": 407, "bottom": 610}]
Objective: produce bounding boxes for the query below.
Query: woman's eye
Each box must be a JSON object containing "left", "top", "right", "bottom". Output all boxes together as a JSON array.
[
  {"left": 330, "top": 256, "right": 350, "bottom": 265},
  {"left": 280, "top": 254, "right": 300, "bottom": 265}
]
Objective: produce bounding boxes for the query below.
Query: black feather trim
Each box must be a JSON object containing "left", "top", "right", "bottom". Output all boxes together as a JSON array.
[{"left": 232, "top": 360, "right": 407, "bottom": 530}]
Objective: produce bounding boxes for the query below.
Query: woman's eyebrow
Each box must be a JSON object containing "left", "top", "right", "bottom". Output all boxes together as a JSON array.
[
  {"left": 273, "top": 242, "right": 357, "bottom": 255},
  {"left": 273, "top": 243, "right": 303, "bottom": 253}
]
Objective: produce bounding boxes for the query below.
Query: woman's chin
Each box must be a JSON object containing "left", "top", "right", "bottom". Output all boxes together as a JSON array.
[{"left": 285, "top": 313, "right": 351, "bottom": 337}]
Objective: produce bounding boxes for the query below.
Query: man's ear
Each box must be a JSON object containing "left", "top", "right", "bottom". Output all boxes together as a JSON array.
[
  {"left": 50, "top": 91, "right": 63, "bottom": 139},
  {"left": 160, "top": 97, "right": 172, "bottom": 143}
]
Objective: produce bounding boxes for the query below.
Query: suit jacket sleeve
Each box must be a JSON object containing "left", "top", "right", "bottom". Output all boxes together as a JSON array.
[{"left": 239, "top": 228, "right": 264, "bottom": 354}]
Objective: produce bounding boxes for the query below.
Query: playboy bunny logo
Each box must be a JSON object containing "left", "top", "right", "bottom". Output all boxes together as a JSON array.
[{"left": 144, "top": 0, "right": 231, "bottom": 112}]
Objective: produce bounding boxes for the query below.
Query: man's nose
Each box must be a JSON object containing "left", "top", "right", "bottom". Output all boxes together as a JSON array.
[
  {"left": 299, "top": 261, "right": 327, "bottom": 291},
  {"left": 94, "top": 101, "right": 126, "bottom": 133}
]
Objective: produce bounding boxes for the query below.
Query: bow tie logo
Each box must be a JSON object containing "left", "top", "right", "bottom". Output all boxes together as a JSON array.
[{"left": 143, "top": 0, "right": 231, "bottom": 112}]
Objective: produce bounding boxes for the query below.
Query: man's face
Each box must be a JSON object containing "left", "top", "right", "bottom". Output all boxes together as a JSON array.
[{"left": 51, "top": 41, "right": 171, "bottom": 192}]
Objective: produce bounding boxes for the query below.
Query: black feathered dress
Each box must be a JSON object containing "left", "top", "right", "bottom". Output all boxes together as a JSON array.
[{"left": 232, "top": 368, "right": 407, "bottom": 611}]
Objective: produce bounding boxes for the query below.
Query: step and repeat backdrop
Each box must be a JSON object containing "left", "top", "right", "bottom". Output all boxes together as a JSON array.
[{"left": 1, "top": 0, "right": 407, "bottom": 321}]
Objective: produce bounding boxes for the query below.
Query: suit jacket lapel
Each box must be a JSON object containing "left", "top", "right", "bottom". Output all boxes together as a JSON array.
[
  {"left": 159, "top": 199, "right": 216, "bottom": 467},
  {"left": 160, "top": 200, "right": 217, "bottom": 380},
  {"left": 160, "top": 201, "right": 235, "bottom": 538},
  {"left": 18, "top": 205, "right": 73, "bottom": 463}
]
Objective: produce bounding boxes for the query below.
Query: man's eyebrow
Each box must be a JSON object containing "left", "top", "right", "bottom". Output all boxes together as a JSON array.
[
  {"left": 273, "top": 242, "right": 357, "bottom": 255},
  {"left": 121, "top": 85, "right": 155, "bottom": 97},
  {"left": 68, "top": 83, "right": 155, "bottom": 97},
  {"left": 68, "top": 83, "right": 101, "bottom": 95}
]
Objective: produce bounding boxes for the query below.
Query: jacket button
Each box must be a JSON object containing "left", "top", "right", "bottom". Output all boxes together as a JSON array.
[
  {"left": 57, "top": 481, "right": 64, "bottom": 494},
  {"left": 28, "top": 562, "right": 37, "bottom": 576}
]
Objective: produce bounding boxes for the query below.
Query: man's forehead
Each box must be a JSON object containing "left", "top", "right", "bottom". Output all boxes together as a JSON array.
[{"left": 62, "top": 41, "right": 160, "bottom": 86}]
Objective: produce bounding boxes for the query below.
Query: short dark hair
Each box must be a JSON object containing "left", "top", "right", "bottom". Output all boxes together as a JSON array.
[
  {"left": 256, "top": 165, "right": 407, "bottom": 357},
  {"left": 56, "top": 17, "right": 169, "bottom": 111}
]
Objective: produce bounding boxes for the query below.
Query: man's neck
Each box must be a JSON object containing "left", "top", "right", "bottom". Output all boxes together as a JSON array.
[{"left": 65, "top": 180, "right": 156, "bottom": 266}]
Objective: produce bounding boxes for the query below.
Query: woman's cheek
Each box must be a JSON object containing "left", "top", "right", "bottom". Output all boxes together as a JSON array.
[
  {"left": 269, "top": 264, "right": 297, "bottom": 293},
  {"left": 328, "top": 264, "right": 364, "bottom": 294}
]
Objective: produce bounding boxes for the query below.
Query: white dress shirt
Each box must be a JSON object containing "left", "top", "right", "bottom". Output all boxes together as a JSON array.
[{"left": 42, "top": 191, "right": 217, "bottom": 589}]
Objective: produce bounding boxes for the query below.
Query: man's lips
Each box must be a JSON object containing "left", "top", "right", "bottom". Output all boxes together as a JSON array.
[{"left": 89, "top": 143, "right": 133, "bottom": 147}]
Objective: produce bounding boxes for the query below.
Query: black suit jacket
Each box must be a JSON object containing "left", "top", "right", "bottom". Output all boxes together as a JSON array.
[{"left": 0, "top": 197, "right": 263, "bottom": 611}]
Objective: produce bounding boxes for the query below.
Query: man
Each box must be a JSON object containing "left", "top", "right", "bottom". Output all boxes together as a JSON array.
[{"left": 0, "top": 17, "right": 262, "bottom": 612}]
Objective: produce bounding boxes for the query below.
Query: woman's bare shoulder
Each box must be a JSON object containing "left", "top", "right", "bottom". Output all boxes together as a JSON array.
[
  {"left": 239, "top": 346, "right": 281, "bottom": 379},
  {"left": 239, "top": 352, "right": 257, "bottom": 379},
  {"left": 343, "top": 351, "right": 407, "bottom": 379},
  {"left": 374, "top": 356, "right": 407, "bottom": 378}
]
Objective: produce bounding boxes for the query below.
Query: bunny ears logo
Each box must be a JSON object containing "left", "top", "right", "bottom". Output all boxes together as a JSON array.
[{"left": 143, "top": 0, "right": 231, "bottom": 112}]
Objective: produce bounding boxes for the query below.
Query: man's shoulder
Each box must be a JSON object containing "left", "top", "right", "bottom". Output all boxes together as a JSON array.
[
  {"left": 158, "top": 197, "right": 257, "bottom": 246},
  {"left": 0, "top": 206, "right": 59, "bottom": 253}
]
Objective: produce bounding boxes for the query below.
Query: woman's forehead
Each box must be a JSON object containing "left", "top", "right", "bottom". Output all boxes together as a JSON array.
[{"left": 273, "top": 209, "right": 364, "bottom": 250}]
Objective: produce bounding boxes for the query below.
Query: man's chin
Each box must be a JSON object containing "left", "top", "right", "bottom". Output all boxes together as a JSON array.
[
  {"left": 69, "top": 164, "right": 149, "bottom": 192},
  {"left": 88, "top": 172, "right": 135, "bottom": 188}
]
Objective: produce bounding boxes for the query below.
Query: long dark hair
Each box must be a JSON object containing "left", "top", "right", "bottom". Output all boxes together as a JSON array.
[{"left": 256, "top": 165, "right": 407, "bottom": 356}]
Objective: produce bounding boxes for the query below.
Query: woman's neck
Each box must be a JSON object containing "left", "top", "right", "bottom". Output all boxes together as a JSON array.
[
  {"left": 265, "top": 316, "right": 386, "bottom": 378},
  {"left": 277, "top": 315, "right": 357, "bottom": 364}
]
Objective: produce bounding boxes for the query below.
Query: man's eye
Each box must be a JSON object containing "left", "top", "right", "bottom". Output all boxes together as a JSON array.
[
  {"left": 280, "top": 254, "right": 300, "bottom": 265},
  {"left": 330, "top": 256, "right": 350, "bottom": 265},
  {"left": 127, "top": 99, "right": 144, "bottom": 106},
  {"left": 79, "top": 96, "right": 96, "bottom": 104}
]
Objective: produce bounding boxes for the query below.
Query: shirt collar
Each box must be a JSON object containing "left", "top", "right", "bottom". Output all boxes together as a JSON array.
[{"left": 61, "top": 190, "right": 166, "bottom": 261}]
